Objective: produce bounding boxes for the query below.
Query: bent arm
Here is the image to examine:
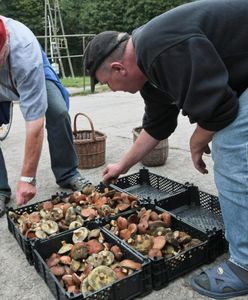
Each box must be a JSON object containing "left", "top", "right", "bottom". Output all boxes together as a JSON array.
[
  {"left": 103, "top": 129, "right": 159, "bottom": 181},
  {"left": 16, "top": 116, "right": 45, "bottom": 205}
]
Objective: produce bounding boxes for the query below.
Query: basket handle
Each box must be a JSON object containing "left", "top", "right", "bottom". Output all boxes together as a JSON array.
[{"left": 73, "top": 113, "right": 96, "bottom": 140}]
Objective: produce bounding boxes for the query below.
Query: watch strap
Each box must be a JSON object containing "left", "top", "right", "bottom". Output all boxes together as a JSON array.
[{"left": 20, "top": 176, "right": 36, "bottom": 186}]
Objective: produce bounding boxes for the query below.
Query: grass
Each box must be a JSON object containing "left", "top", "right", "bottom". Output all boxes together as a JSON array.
[
  {"left": 61, "top": 76, "right": 91, "bottom": 87},
  {"left": 60, "top": 76, "right": 110, "bottom": 95}
]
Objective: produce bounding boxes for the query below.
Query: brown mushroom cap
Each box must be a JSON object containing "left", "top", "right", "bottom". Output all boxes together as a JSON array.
[
  {"left": 119, "top": 259, "right": 142, "bottom": 270},
  {"left": 86, "top": 239, "right": 104, "bottom": 254},
  {"left": 152, "top": 236, "right": 166, "bottom": 250}
]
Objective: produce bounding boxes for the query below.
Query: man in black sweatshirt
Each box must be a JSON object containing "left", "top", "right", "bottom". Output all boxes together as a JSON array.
[{"left": 85, "top": 1, "right": 248, "bottom": 298}]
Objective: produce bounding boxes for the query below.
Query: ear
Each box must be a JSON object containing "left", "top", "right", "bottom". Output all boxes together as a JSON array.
[{"left": 110, "top": 62, "right": 127, "bottom": 76}]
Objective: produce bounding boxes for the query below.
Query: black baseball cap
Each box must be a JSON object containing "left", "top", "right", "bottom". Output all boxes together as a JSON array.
[{"left": 84, "top": 31, "right": 129, "bottom": 84}]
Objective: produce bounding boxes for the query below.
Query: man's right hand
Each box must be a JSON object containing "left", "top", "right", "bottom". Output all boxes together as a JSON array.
[
  {"left": 16, "top": 181, "right": 36, "bottom": 206},
  {"left": 102, "top": 163, "right": 125, "bottom": 183}
]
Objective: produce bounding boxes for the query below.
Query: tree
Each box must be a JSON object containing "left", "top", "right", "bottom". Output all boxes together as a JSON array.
[{"left": 0, "top": 0, "right": 44, "bottom": 35}]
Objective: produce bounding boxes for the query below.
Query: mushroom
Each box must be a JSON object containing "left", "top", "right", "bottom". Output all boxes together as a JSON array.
[
  {"left": 82, "top": 184, "right": 95, "bottom": 195},
  {"left": 60, "top": 255, "right": 72, "bottom": 265},
  {"left": 98, "top": 250, "right": 115, "bottom": 266},
  {"left": 148, "top": 248, "right": 163, "bottom": 258},
  {"left": 69, "top": 220, "right": 83, "bottom": 230},
  {"left": 152, "top": 236, "right": 166, "bottom": 250},
  {"left": 80, "top": 207, "right": 97, "bottom": 219},
  {"left": 116, "top": 203, "right": 130, "bottom": 212},
  {"left": 150, "top": 211, "right": 159, "bottom": 221},
  {"left": 119, "top": 259, "right": 142, "bottom": 270},
  {"left": 87, "top": 228, "right": 101, "bottom": 240},
  {"left": 42, "top": 201, "right": 54, "bottom": 211},
  {"left": 72, "top": 227, "right": 89, "bottom": 243},
  {"left": 41, "top": 220, "right": 59, "bottom": 235},
  {"left": 81, "top": 278, "right": 92, "bottom": 295},
  {"left": 67, "top": 285, "right": 80, "bottom": 294},
  {"left": 58, "top": 241, "right": 73, "bottom": 254},
  {"left": 35, "top": 229, "right": 47, "bottom": 239},
  {"left": 160, "top": 211, "right": 172, "bottom": 227},
  {"left": 29, "top": 212, "right": 41, "bottom": 223},
  {"left": 62, "top": 274, "right": 74, "bottom": 287},
  {"left": 110, "top": 245, "right": 123, "bottom": 261},
  {"left": 86, "top": 239, "right": 104, "bottom": 254},
  {"left": 116, "top": 216, "right": 128, "bottom": 230},
  {"left": 86, "top": 253, "right": 103, "bottom": 267},
  {"left": 65, "top": 207, "right": 77, "bottom": 225},
  {"left": 51, "top": 208, "right": 63, "bottom": 221},
  {"left": 50, "top": 265, "right": 65, "bottom": 276},
  {"left": 87, "top": 266, "right": 117, "bottom": 291},
  {"left": 47, "top": 253, "right": 61, "bottom": 268},
  {"left": 133, "top": 234, "right": 153, "bottom": 255},
  {"left": 70, "top": 259, "right": 81, "bottom": 272},
  {"left": 70, "top": 242, "right": 88, "bottom": 260}
]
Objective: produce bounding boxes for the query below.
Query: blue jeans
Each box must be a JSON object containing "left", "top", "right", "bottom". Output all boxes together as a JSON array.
[
  {"left": 212, "top": 87, "right": 248, "bottom": 271},
  {"left": 0, "top": 80, "right": 80, "bottom": 197}
]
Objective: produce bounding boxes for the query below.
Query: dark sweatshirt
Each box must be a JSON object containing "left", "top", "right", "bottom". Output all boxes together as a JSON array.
[{"left": 132, "top": 0, "right": 248, "bottom": 140}]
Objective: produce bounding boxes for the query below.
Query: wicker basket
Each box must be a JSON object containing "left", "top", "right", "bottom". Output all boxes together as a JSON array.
[
  {"left": 73, "top": 113, "right": 106, "bottom": 169},
  {"left": 132, "top": 126, "right": 169, "bottom": 167}
]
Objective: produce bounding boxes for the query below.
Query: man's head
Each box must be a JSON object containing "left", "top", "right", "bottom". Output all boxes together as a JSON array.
[{"left": 84, "top": 31, "right": 147, "bottom": 93}]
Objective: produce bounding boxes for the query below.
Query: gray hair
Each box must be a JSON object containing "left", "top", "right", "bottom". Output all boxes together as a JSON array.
[{"left": 98, "top": 33, "right": 129, "bottom": 73}]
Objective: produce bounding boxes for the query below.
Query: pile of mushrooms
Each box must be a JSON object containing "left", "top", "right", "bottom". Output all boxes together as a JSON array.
[
  {"left": 105, "top": 208, "right": 202, "bottom": 258},
  {"left": 46, "top": 227, "right": 142, "bottom": 295},
  {"left": 66, "top": 189, "right": 138, "bottom": 219},
  {"left": 8, "top": 186, "right": 138, "bottom": 240},
  {"left": 8, "top": 199, "right": 85, "bottom": 239}
]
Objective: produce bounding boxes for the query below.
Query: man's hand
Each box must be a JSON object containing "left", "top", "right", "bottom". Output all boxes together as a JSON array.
[
  {"left": 102, "top": 162, "right": 126, "bottom": 183},
  {"left": 190, "top": 125, "right": 215, "bottom": 174},
  {"left": 16, "top": 181, "right": 36, "bottom": 206}
]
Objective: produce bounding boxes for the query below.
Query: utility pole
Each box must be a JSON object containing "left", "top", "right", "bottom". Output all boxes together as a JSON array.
[{"left": 44, "top": 0, "right": 75, "bottom": 78}]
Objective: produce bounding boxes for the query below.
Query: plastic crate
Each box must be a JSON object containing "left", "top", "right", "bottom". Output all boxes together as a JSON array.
[
  {"left": 33, "top": 223, "right": 152, "bottom": 300},
  {"left": 6, "top": 192, "right": 69, "bottom": 265},
  {"left": 154, "top": 184, "right": 227, "bottom": 258},
  {"left": 102, "top": 204, "right": 219, "bottom": 290},
  {"left": 111, "top": 168, "right": 188, "bottom": 202}
]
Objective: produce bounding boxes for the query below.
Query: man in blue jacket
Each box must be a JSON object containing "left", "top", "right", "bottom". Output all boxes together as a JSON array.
[{"left": 0, "top": 16, "right": 89, "bottom": 216}]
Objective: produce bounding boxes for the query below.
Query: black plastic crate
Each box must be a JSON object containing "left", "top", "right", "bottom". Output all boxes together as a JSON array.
[
  {"left": 33, "top": 223, "right": 152, "bottom": 300},
  {"left": 102, "top": 204, "right": 218, "bottom": 290},
  {"left": 6, "top": 192, "right": 69, "bottom": 265},
  {"left": 111, "top": 168, "right": 188, "bottom": 203},
  {"left": 154, "top": 184, "right": 227, "bottom": 257}
]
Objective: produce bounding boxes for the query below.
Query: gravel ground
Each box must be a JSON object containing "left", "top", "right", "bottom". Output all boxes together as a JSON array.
[{"left": 0, "top": 90, "right": 245, "bottom": 300}]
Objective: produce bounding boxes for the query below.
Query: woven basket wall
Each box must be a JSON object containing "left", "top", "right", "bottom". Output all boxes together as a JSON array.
[
  {"left": 73, "top": 113, "right": 106, "bottom": 169},
  {"left": 133, "top": 126, "right": 169, "bottom": 167}
]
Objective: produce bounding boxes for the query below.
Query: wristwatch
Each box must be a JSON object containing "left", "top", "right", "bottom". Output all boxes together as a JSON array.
[{"left": 20, "top": 176, "right": 36, "bottom": 187}]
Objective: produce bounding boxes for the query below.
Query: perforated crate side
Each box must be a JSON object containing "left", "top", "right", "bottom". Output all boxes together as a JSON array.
[
  {"left": 198, "top": 190, "right": 221, "bottom": 216},
  {"left": 113, "top": 169, "right": 187, "bottom": 200}
]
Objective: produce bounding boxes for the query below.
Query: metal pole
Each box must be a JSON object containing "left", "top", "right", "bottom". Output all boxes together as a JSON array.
[
  {"left": 44, "top": 0, "right": 48, "bottom": 53},
  {"left": 47, "top": 0, "right": 66, "bottom": 77},
  {"left": 55, "top": 0, "right": 75, "bottom": 78}
]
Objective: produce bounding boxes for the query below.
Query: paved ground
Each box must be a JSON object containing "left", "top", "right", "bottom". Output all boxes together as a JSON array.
[{"left": 0, "top": 90, "right": 245, "bottom": 300}]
